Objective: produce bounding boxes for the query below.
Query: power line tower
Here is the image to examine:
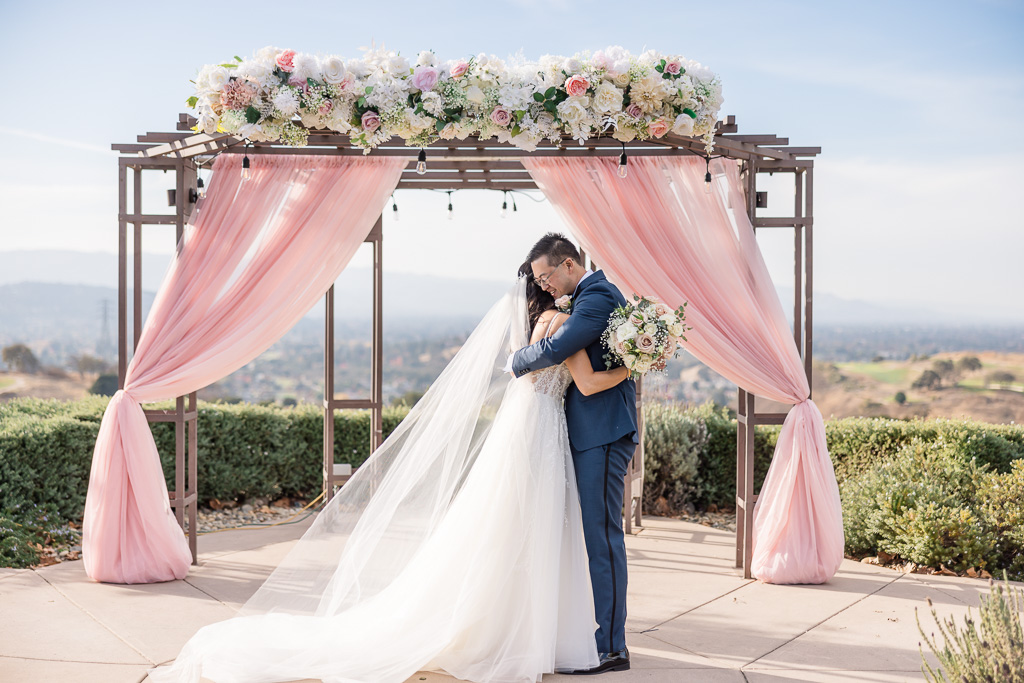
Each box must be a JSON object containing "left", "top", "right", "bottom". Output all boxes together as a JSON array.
[{"left": 97, "top": 299, "right": 115, "bottom": 360}]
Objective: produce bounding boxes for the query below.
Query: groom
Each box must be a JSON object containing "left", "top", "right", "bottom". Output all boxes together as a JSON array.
[{"left": 511, "top": 233, "right": 637, "bottom": 675}]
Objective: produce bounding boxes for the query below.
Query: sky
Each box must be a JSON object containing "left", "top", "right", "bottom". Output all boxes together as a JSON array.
[{"left": 1, "top": 0, "right": 1022, "bottom": 322}]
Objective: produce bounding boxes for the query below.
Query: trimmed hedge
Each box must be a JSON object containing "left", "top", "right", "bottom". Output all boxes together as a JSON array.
[{"left": 3, "top": 397, "right": 1023, "bottom": 573}]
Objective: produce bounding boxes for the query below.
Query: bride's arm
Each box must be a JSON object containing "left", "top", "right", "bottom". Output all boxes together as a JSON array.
[{"left": 545, "top": 313, "right": 629, "bottom": 396}]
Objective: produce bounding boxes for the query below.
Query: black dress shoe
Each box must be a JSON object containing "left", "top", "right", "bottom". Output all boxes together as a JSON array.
[{"left": 560, "top": 648, "right": 630, "bottom": 675}]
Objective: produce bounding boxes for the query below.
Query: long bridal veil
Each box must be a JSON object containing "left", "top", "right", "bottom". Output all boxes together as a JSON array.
[
  {"left": 244, "top": 277, "right": 531, "bottom": 618},
  {"left": 149, "top": 276, "right": 605, "bottom": 683}
]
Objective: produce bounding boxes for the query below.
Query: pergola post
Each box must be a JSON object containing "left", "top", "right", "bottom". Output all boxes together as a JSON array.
[
  {"left": 323, "top": 217, "right": 384, "bottom": 501},
  {"left": 116, "top": 155, "right": 200, "bottom": 563}
]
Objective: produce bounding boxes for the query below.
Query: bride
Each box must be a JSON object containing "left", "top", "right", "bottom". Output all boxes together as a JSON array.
[{"left": 148, "top": 262, "right": 629, "bottom": 683}]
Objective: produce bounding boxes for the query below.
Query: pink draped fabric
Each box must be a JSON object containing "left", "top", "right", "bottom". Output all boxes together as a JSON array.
[
  {"left": 524, "top": 155, "right": 843, "bottom": 584},
  {"left": 84, "top": 155, "right": 406, "bottom": 583}
]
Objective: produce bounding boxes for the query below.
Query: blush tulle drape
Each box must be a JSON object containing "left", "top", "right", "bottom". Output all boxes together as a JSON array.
[
  {"left": 83, "top": 155, "right": 406, "bottom": 584},
  {"left": 523, "top": 155, "right": 844, "bottom": 584}
]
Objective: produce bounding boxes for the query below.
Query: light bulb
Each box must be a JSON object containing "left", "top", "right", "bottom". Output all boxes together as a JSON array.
[
  {"left": 197, "top": 176, "right": 206, "bottom": 199},
  {"left": 501, "top": 200, "right": 508, "bottom": 218},
  {"left": 416, "top": 149, "right": 427, "bottom": 175},
  {"left": 618, "top": 152, "right": 628, "bottom": 178},
  {"left": 447, "top": 202, "right": 453, "bottom": 220},
  {"left": 241, "top": 155, "right": 251, "bottom": 181},
  {"left": 704, "top": 171, "right": 712, "bottom": 194},
  {"left": 392, "top": 203, "right": 399, "bottom": 221}
]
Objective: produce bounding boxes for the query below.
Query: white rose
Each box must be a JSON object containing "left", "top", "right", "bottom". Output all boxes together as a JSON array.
[
  {"left": 635, "top": 360, "right": 652, "bottom": 375},
  {"left": 197, "top": 112, "right": 218, "bottom": 134},
  {"left": 672, "top": 114, "right": 695, "bottom": 136},
  {"left": 616, "top": 323, "right": 638, "bottom": 343},
  {"left": 659, "top": 313, "right": 676, "bottom": 325},
  {"left": 623, "top": 354, "right": 638, "bottom": 368},
  {"left": 668, "top": 322, "right": 684, "bottom": 337},
  {"left": 417, "top": 50, "right": 436, "bottom": 67},
  {"left": 388, "top": 54, "right": 409, "bottom": 73},
  {"left": 563, "top": 57, "right": 582, "bottom": 73},
  {"left": 321, "top": 56, "right": 346, "bottom": 84},
  {"left": 438, "top": 123, "right": 458, "bottom": 140},
  {"left": 465, "top": 84, "right": 485, "bottom": 104},
  {"left": 611, "top": 126, "right": 637, "bottom": 142},
  {"left": 204, "top": 65, "right": 230, "bottom": 90},
  {"left": 557, "top": 96, "right": 590, "bottom": 125},
  {"left": 644, "top": 322, "right": 659, "bottom": 336},
  {"left": 592, "top": 82, "right": 624, "bottom": 113}
]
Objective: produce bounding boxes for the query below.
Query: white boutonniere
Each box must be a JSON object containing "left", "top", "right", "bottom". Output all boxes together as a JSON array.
[{"left": 555, "top": 295, "right": 572, "bottom": 312}]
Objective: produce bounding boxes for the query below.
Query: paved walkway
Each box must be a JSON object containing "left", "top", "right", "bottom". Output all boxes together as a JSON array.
[{"left": 0, "top": 516, "right": 1000, "bottom": 682}]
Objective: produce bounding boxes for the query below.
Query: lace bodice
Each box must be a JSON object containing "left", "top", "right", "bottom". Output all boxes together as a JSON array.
[{"left": 532, "top": 363, "right": 573, "bottom": 398}]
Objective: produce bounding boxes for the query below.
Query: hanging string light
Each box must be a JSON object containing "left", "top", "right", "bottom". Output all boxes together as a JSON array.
[
  {"left": 511, "top": 192, "right": 517, "bottom": 214},
  {"left": 391, "top": 194, "right": 399, "bottom": 221},
  {"left": 618, "top": 142, "right": 628, "bottom": 179},
  {"left": 416, "top": 148, "right": 427, "bottom": 175},
  {"left": 241, "top": 143, "right": 252, "bottom": 181},
  {"left": 501, "top": 191, "right": 508, "bottom": 219},
  {"left": 446, "top": 190, "right": 454, "bottom": 220},
  {"left": 196, "top": 175, "right": 206, "bottom": 199},
  {"left": 703, "top": 155, "right": 712, "bottom": 194}
]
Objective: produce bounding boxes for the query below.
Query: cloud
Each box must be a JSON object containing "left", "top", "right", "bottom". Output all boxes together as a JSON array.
[{"left": 0, "top": 126, "right": 115, "bottom": 155}]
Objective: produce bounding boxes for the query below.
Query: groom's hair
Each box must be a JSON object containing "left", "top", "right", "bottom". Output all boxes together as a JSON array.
[{"left": 527, "top": 233, "right": 582, "bottom": 267}]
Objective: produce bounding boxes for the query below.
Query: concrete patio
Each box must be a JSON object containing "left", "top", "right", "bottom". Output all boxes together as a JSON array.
[{"left": 0, "top": 516, "right": 996, "bottom": 683}]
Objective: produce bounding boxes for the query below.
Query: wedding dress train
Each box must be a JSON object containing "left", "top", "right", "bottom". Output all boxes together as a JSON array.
[{"left": 148, "top": 281, "right": 599, "bottom": 683}]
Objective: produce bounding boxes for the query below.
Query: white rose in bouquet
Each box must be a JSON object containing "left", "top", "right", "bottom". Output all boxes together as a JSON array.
[{"left": 321, "top": 56, "right": 346, "bottom": 84}]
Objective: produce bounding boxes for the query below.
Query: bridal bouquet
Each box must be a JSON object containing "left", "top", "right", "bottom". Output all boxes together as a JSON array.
[{"left": 602, "top": 296, "right": 688, "bottom": 378}]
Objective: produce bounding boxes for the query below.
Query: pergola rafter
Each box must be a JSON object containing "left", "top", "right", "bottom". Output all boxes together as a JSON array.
[{"left": 113, "top": 113, "right": 817, "bottom": 579}]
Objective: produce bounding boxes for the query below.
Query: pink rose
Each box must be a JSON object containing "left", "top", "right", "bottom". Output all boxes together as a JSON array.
[
  {"left": 276, "top": 50, "right": 296, "bottom": 72},
  {"left": 662, "top": 337, "right": 679, "bottom": 359},
  {"left": 636, "top": 334, "right": 656, "bottom": 354},
  {"left": 411, "top": 66, "right": 439, "bottom": 92},
  {"left": 648, "top": 118, "right": 670, "bottom": 138},
  {"left": 361, "top": 110, "right": 381, "bottom": 132},
  {"left": 490, "top": 107, "right": 512, "bottom": 127},
  {"left": 564, "top": 74, "right": 590, "bottom": 97},
  {"left": 319, "top": 100, "right": 334, "bottom": 116},
  {"left": 591, "top": 51, "right": 610, "bottom": 71},
  {"left": 287, "top": 75, "right": 309, "bottom": 93},
  {"left": 337, "top": 72, "right": 355, "bottom": 92},
  {"left": 665, "top": 60, "right": 682, "bottom": 75},
  {"left": 615, "top": 340, "right": 628, "bottom": 356},
  {"left": 653, "top": 302, "right": 671, "bottom": 317},
  {"left": 450, "top": 61, "right": 469, "bottom": 78},
  {"left": 626, "top": 103, "right": 643, "bottom": 119}
]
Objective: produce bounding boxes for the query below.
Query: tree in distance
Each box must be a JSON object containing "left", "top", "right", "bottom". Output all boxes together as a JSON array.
[
  {"left": 894, "top": 391, "right": 907, "bottom": 405},
  {"left": 987, "top": 371, "right": 1016, "bottom": 389},
  {"left": 2, "top": 344, "right": 40, "bottom": 374},
  {"left": 912, "top": 370, "right": 943, "bottom": 391},
  {"left": 89, "top": 374, "right": 119, "bottom": 396},
  {"left": 955, "top": 356, "right": 982, "bottom": 374}
]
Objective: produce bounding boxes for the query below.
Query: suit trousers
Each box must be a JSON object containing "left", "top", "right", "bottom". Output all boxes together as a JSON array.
[{"left": 570, "top": 434, "right": 635, "bottom": 654}]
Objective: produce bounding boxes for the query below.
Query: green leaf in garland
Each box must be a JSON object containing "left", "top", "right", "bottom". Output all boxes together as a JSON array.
[
  {"left": 245, "top": 105, "right": 260, "bottom": 125},
  {"left": 357, "top": 97, "right": 366, "bottom": 108},
  {"left": 307, "top": 77, "right": 322, "bottom": 87},
  {"left": 511, "top": 124, "right": 521, "bottom": 136},
  {"left": 655, "top": 64, "right": 664, "bottom": 73},
  {"left": 234, "top": 55, "right": 242, "bottom": 62},
  {"left": 544, "top": 87, "right": 557, "bottom": 99},
  {"left": 219, "top": 63, "right": 238, "bottom": 69},
  {"left": 364, "top": 86, "right": 373, "bottom": 95},
  {"left": 186, "top": 96, "right": 199, "bottom": 108},
  {"left": 514, "top": 110, "right": 526, "bottom": 122},
  {"left": 533, "top": 92, "right": 546, "bottom": 102},
  {"left": 543, "top": 100, "right": 557, "bottom": 113},
  {"left": 683, "top": 107, "right": 697, "bottom": 119},
  {"left": 435, "top": 118, "right": 447, "bottom": 132}
]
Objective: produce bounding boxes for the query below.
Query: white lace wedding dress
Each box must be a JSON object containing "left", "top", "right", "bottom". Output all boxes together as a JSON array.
[{"left": 148, "top": 283, "right": 599, "bottom": 683}]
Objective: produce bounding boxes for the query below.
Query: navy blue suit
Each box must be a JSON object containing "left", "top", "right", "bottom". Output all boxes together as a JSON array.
[{"left": 512, "top": 270, "right": 637, "bottom": 654}]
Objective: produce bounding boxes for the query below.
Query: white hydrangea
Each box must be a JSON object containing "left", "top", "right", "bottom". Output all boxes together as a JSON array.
[{"left": 420, "top": 91, "right": 445, "bottom": 117}]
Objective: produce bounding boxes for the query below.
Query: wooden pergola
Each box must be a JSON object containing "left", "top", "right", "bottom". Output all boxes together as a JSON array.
[{"left": 111, "top": 113, "right": 818, "bottom": 579}]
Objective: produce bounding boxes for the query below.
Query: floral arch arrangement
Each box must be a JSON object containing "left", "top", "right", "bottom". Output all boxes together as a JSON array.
[{"left": 189, "top": 45, "right": 724, "bottom": 153}]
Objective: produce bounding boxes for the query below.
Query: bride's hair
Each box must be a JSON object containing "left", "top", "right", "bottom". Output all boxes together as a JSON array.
[{"left": 518, "top": 260, "right": 555, "bottom": 331}]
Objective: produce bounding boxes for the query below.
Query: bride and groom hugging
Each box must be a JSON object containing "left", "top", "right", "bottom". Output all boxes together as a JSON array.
[{"left": 149, "top": 233, "right": 638, "bottom": 683}]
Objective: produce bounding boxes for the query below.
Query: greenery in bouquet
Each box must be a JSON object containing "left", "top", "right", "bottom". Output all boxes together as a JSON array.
[
  {"left": 602, "top": 295, "right": 689, "bottom": 379},
  {"left": 188, "top": 46, "right": 723, "bottom": 153}
]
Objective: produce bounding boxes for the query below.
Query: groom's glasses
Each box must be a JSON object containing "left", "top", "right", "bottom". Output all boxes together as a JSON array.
[{"left": 533, "top": 259, "right": 568, "bottom": 287}]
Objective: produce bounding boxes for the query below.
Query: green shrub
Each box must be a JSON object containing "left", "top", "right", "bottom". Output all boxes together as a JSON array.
[
  {"left": 978, "top": 460, "right": 1024, "bottom": 578},
  {"left": 841, "top": 439, "right": 998, "bottom": 572},
  {"left": 689, "top": 402, "right": 777, "bottom": 509},
  {"left": 0, "top": 502, "right": 79, "bottom": 568},
  {"left": 642, "top": 404, "right": 706, "bottom": 511}
]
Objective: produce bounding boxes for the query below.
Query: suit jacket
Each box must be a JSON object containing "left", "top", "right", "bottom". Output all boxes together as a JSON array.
[{"left": 512, "top": 271, "right": 638, "bottom": 452}]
